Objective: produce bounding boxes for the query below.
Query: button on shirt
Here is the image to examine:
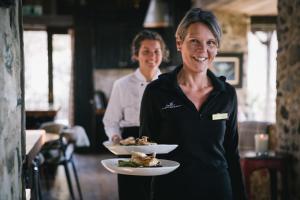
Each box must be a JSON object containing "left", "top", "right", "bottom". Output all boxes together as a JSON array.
[{"left": 103, "top": 68, "right": 161, "bottom": 141}]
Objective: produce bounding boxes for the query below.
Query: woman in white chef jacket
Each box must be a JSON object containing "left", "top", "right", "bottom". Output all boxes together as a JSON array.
[{"left": 103, "top": 30, "right": 169, "bottom": 200}]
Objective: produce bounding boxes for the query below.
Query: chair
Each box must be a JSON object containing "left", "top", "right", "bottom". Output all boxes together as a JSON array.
[
  {"left": 40, "top": 121, "right": 65, "bottom": 134},
  {"left": 240, "top": 152, "right": 289, "bottom": 200},
  {"left": 39, "top": 122, "right": 83, "bottom": 200}
]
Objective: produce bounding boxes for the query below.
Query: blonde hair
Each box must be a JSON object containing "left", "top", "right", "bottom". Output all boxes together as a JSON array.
[{"left": 175, "top": 8, "right": 222, "bottom": 47}]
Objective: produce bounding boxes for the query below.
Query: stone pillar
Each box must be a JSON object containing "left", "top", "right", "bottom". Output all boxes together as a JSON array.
[
  {"left": 0, "top": 0, "right": 24, "bottom": 199},
  {"left": 277, "top": 0, "right": 300, "bottom": 199}
]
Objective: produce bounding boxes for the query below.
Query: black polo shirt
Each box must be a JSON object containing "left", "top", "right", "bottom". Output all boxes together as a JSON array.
[{"left": 139, "top": 65, "right": 247, "bottom": 200}]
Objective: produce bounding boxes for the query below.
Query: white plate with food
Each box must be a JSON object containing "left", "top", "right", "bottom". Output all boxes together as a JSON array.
[
  {"left": 103, "top": 136, "right": 178, "bottom": 155},
  {"left": 101, "top": 158, "right": 180, "bottom": 176},
  {"left": 103, "top": 141, "right": 178, "bottom": 155}
]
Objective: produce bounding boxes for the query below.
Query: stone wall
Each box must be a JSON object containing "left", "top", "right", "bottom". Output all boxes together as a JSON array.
[
  {"left": 214, "top": 10, "right": 250, "bottom": 121},
  {"left": 277, "top": 0, "right": 300, "bottom": 199},
  {"left": 0, "top": 1, "right": 24, "bottom": 199}
]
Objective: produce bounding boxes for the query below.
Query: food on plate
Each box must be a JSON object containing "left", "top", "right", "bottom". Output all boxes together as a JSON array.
[
  {"left": 136, "top": 136, "right": 157, "bottom": 145},
  {"left": 119, "top": 136, "right": 136, "bottom": 145},
  {"left": 118, "top": 151, "right": 161, "bottom": 167},
  {"left": 119, "top": 136, "right": 157, "bottom": 146}
]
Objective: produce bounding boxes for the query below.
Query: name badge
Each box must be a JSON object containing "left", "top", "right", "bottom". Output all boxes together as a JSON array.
[{"left": 212, "top": 113, "right": 228, "bottom": 120}]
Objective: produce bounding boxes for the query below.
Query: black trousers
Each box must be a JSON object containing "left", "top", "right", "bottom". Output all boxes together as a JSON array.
[
  {"left": 151, "top": 166, "right": 233, "bottom": 200},
  {"left": 118, "top": 127, "right": 151, "bottom": 200}
]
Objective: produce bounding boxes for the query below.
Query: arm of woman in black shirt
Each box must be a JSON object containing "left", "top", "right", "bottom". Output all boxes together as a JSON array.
[
  {"left": 224, "top": 88, "right": 248, "bottom": 200},
  {"left": 139, "top": 85, "right": 161, "bottom": 140}
]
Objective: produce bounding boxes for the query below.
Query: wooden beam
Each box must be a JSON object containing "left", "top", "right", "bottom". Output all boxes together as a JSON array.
[
  {"left": 195, "top": 0, "right": 277, "bottom": 16},
  {"left": 251, "top": 16, "right": 277, "bottom": 32},
  {"left": 23, "top": 15, "right": 73, "bottom": 29},
  {"left": 47, "top": 30, "right": 53, "bottom": 104}
]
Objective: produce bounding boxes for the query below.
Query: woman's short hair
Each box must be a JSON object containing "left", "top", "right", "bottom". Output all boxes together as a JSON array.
[
  {"left": 131, "top": 30, "right": 169, "bottom": 62},
  {"left": 175, "top": 8, "right": 222, "bottom": 47}
]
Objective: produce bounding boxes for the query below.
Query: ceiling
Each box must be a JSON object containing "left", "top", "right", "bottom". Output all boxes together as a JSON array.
[{"left": 195, "top": 0, "right": 277, "bottom": 16}]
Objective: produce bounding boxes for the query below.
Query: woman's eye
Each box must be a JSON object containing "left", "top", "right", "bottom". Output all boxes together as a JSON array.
[{"left": 207, "top": 40, "right": 217, "bottom": 47}]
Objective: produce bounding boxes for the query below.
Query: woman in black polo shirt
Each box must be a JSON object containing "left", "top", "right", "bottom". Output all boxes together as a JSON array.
[{"left": 140, "top": 8, "right": 247, "bottom": 200}]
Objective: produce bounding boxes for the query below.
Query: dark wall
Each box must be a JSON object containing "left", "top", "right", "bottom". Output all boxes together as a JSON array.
[
  {"left": 73, "top": 12, "right": 96, "bottom": 149},
  {"left": 92, "top": 0, "right": 149, "bottom": 69},
  {"left": 88, "top": 0, "right": 191, "bottom": 69}
]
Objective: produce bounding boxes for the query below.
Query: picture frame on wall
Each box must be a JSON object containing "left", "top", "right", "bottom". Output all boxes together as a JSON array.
[{"left": 211, "top": 53, "right": 243, "bottom": 88}]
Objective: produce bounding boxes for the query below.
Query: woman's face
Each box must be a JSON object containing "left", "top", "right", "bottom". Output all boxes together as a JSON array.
[
  {"left": 134, "top": 39, "right": 163, "bottom": 72},
  {"left": 177, "top": 22, "right": 218, "bottom": 73}
]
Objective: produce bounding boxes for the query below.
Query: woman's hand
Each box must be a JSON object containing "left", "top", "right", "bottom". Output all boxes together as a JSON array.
[{"left": 111, "top": 134, "right": 122, "bottom": 144}]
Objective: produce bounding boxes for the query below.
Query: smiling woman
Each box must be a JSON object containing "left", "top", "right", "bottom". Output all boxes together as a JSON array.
[
  {"left": 139, "top": 8, "right": 247, "bottom": 200},
  {"left": 102, "top": 30, "right": 169, "bottom": 200}
]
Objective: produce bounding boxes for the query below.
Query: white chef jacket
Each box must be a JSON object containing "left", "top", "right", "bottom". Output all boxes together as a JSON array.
[{"left": 103, "top": 68, "right": 161, "bottom": 141}]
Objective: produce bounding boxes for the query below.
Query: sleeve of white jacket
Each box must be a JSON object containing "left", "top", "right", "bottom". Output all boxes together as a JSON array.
[{"left": 102, "top": 81, "right": 123, "bottom": 141}]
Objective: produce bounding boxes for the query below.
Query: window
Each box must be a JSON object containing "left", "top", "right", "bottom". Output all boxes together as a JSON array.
[
  {"left": 53, "top": 34, "right": 72, "bottom": 125},
  {"left": 246, "top": 31, "right": 277, "bottom": 122},
  {"left": 24, "top": 31, "right": 48, "bottom": 107},
  {"left": 24, "top": 30, "right": 72, "bottom": 125}
]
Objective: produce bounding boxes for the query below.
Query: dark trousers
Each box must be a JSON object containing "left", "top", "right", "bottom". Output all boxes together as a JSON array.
[
  {"left": 151, "top": 167, "right": 233, "bottom": 200},
  {"left": 118, "top": 127, "right": 151, "bottom": 200}
]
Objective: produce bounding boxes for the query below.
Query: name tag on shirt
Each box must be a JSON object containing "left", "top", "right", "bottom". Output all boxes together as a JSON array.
[{"left": 212, "top": 113, "right": 228, "bottom": 120}]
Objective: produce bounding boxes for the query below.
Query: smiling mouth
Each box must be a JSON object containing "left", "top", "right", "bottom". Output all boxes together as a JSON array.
[{"left": 192, "top": 56, "right": 207, "bottom": 62}]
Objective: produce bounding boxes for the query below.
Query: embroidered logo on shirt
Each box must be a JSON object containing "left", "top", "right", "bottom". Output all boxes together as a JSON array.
[{"left": 162, "top": 101, "right": 182, "bottom": 110}]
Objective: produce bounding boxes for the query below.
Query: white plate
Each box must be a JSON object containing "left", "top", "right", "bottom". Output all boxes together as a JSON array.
[
  {"left": 103, "top": 141, "right": 178, "bottom": 155},
  {"left": 101, "top": 158, "right": 180, "bottom": 176}
]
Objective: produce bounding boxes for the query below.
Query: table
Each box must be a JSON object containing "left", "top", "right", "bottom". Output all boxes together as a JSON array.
[
  {"left": 25, "top": 130, "right": 46, "bottom": 200},
  {"left": 240, "top": 151, "right": 289, "bottom": 200},
  {"left": 44, "top": 132, "right": 60, "bottom": 142},
  {"left": 26, "top": 130, "right": 46, "bottom": 163},
  {"left": 25, "top": 130, "right": 60, "bottom": 200},
  {"left": 26, "top": 104, "right": 60, "bottom": 129}
]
